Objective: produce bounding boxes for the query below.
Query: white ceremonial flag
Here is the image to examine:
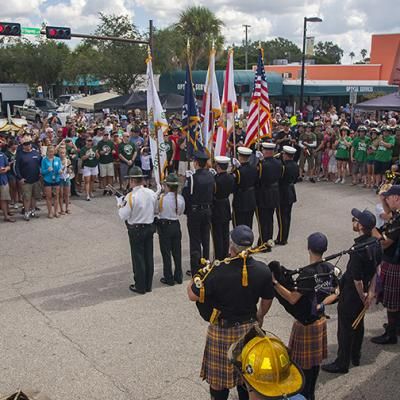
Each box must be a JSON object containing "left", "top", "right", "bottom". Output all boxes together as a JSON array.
[
  {"left": 146, "top": 53, "right": 168, "bottom": 185},
  {"left": 201, "top": 47, "right": 221, "bottom": 153}
]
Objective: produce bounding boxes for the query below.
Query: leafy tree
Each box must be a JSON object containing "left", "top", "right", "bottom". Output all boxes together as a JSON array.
[
  {"left": 175, "top": 6, "right": 224, "bottom": 69},
  {"left": 314, "top": 41, "right": 344, "bottom": 64},
  {"left": 360, "top": 48, "right": 368, "bottom": 61},
  {"left": 349, "top": 51, "right": 355, "bottom": 63},
  {"left": 89, "top": 13, "right": 147, "bottom": 93},
  {"left": 262, "top": 37, "right": 302, "bottom": 65}
]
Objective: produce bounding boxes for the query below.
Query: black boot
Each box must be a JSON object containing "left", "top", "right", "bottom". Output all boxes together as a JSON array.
[
  {"left": 210, "top": 387, "right": 229, "bottom": 400},
  {"left": 371, "top": 311, "right": 398, "bottom": 345}
]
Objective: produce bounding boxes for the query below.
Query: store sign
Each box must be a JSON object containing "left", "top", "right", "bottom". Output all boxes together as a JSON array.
[
  {"left": 346, "top": 86, "right": 374, "bottom": 93},
  {"left": 177, "top": 83, "right": 205, "bottom": 91}
]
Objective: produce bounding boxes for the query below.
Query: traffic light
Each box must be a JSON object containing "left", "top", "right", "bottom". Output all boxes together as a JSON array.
[
  {"left": 45, "top": 26, "right": 71, "bottom": 40},
  {"left": 0, "top": 22, "right": 21, "bottom": 36}
]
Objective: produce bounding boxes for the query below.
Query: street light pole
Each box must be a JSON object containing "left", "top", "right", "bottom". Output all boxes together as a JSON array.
[
  {"left": 243, "top": 24, "right": 251, "bottom": 70},
  {"left": 299, "top": 17, "right": 322, "bottom": 114}
]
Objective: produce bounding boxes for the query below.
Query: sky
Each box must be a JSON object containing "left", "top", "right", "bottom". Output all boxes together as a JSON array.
[{"left": 3, "top": 0, "right": 400, "bottom": 64}]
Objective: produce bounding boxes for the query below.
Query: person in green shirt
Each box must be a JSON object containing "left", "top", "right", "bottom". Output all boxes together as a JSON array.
[
  {"left": 351, "top": 125, "right": 370, "bottom": 186},
  {"left": 118, "top": 133, "right": 137, "bottom": 189},
  {"left": 334, "top": 126, "right": 352, "bottom": 184},
  {"left": 366, "top": 128, "right": 379, "bottom": 188},
  {"left": 374, "top": 126, "right": 395, "bottom": 188},
  {"left": 96, "top": 131, "right": 115, "bottom": 195},
  {"left": 80, "top": 137, "right": 99, "bottom": 201}
]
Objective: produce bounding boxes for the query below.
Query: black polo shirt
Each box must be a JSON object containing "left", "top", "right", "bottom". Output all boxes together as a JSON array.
[
  {"left": 383, "top": 213, "right": 400, "bottom": 264},
  {"left": 192, "top": 257, "right": 274, "bottom": 322}
]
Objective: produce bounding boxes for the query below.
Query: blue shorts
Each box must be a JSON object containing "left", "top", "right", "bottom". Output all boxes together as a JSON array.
[
  {"left": 60, "top": 179, "right": 71, "bottom": 187},
  {"left": 44, "top": 181, "right": 60, "bottom": 187},
  {"left": 374, "top": 160, "right": 391, "bottom": 175}
]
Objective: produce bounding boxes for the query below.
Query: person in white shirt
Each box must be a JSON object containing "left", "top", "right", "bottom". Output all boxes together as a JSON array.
[
  {"left": 156, "top": 173, "right": 185, "bottom": 286},
  {"left": 117, "top": 166, "right": 158, "bottom": 294}
]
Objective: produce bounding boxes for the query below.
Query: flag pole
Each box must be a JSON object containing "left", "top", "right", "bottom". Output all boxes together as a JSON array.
[
  {"left": 186, "top": 38, "right": 191, "bottom": 171},
  {"left": 210, "top": 41, "right": 215, "bottom": 163},
  {"left": 256, "top": 42, "right": 262, "bottom": 151},
  {"left": 147, "top": 46, "right": 162, "bottom": 184},
  {"left": 229, "top": 48, "right": 237, "bottom": 159}
]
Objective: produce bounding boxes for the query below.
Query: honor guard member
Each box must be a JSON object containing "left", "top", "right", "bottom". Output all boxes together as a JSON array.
[
  {"left": 370, "top": 185, "right": 400, "bottom": 344},
  {"left": 232, "top": 147, "right": 258, "bottom": 229},
  {"left": 182, "top": 151, "right": 215, "bottom": 276},
  {"left": 229, "top": 326, "right": 306, "bottom": 400},
  {"left": 187, "top": 225, "right": 274, "bottom": 400},
  {"left": 256, "top": 142, "right": 283, "bottom": 247},
  {"left": 156, "top": 173, "right": 185, "bottom": 286},
  {"left": 275, "top": 120, "right": 293, "bottom": 152},
  {"left": 117, "top": 166, "right": 158, "bottom": 294},
  {"left": 276, "top": 146, "right": 299, "bottom": 245},
  {"left": 212, "top": 156, "right": 235, "bottom": 260},
  {"left": 323, "top": 209, "right": 381, "bottom": 374}
]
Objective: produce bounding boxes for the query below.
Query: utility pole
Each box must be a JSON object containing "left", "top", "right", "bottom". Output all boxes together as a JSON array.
[{"left": 243, "top": 24, "right": 251, "bottom": 70}]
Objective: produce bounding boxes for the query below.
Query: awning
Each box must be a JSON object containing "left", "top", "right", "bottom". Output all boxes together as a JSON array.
[
  {"left": 355, "top": 91, "right": 400, "bottom": 111},
  {"left": 70, "top": 92, "right": 120, "bottom": 111},
  {"left": 159, "top": 70, "right": 283, "bottom": 97}
]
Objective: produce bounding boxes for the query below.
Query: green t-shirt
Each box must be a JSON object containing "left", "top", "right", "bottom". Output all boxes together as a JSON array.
[
  {"left": 336, "top": 137, "right": 352, "bottom": 159},
  {"left": 118, "top": 142, "right": 136, "bottom": 162},
  {"left": 80, "top": 146, "right": 98, "bottom": 168},
  {"left": 352, "top": 137, "right": 370, "bottom": 162},
  {"left": 97, "top": 140, "right": 114, "bottom": 164},
  {"left": 164, "top": 138, "right": 174, "bottom": 161},
  {"left": 375, "top": 135, "right": 395, "bottom": 162}
]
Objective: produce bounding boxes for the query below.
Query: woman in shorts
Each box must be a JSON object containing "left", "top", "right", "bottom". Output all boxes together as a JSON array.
[
  {"left": 366, "top": 128, "right": 379, "bottom": 188},
  {"left": 79, "top": 137, "right": 99, "bottom": 201},
  {"left": 334, "top": 126, "right": 352, "bottom": 184},
  {"left": 58, "top": 147, "right": 73, "bottom": 214},
  {"left": 41, "top": 145, "right": 62, "bottom": 218}
]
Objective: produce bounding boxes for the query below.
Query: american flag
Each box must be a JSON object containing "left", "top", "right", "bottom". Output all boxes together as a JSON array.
[{"left": 244, "top": 48, "right": 272, "bottom": 146}]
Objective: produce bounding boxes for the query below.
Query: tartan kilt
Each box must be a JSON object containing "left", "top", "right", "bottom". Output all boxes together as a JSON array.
[
  {"left": 288, "top": 318, "right": 327, "bottom": 370},
  {"left": 201, "top": 322, "right": 255, "bottom": 389},
  {"left": 381, "top": 261, "right": 400, "bottom": 309}
]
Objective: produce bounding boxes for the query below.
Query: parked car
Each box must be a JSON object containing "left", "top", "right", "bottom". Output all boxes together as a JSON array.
[
  {"left": 49, "top": 103, "right": 76, "bottom": 126},
  {"left": 14, "top": 98, "right": 58, "bottom": 122},
  {"left": 57, "top": 94, "right": 84, "bottom": 105}
]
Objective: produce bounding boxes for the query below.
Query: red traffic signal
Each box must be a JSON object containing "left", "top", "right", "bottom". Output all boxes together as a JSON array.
[
  {"left": 45, "top": 26, "right": 71, "bottom": 40},
  {"left": 0, "top": 22, "right": 21, "bottom": 36}
]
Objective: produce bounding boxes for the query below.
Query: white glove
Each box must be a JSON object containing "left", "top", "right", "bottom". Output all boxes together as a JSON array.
[
  {"left": 232, "top": 158, "right": 241, "bottom": 168},
  {"left": 155, "top": 183, "right": 162, "bottom": 197},
  {"left": 256, "top": 151, "right": 264, "bottom": 160},
  {"left": 209, "top": 168, "right": 217, "bottom": 176},
  {"left": 185, "top": 170, "right": 194, "bottom": 178},
  {"left": 116, "top": 195, "right": 125, "bottom": 208}
]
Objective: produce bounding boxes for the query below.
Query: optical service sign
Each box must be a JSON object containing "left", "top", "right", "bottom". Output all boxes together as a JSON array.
[{"left": 346, "top": 86, "right": 374, "bottom": 93}]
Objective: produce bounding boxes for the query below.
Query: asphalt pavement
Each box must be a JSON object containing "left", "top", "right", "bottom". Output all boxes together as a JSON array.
[{"left": 1, "top": 181, "right": 399, "bottom": 400}]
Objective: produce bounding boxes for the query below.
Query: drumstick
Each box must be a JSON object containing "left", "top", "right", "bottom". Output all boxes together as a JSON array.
[{"left": 352, "top": 306, "right": 368, "bottom": 330}]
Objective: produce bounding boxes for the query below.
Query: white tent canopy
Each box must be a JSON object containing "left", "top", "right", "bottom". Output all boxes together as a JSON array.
[{"left": 70, "top": 92, "right": 120, "bottom": 111}]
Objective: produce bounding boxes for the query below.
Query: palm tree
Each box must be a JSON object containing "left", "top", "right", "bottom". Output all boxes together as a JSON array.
[
  {"left": 360, "top": 49, "right": 367, "bottom": 61},
  {"left": 175, "top": 6, "right": 224, "bottom": 69},
  {"left": 349, "top": 51, "right": 355, "bottom": 63}
]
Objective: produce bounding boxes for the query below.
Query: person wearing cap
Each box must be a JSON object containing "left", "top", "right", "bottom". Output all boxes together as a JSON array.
[
  {"left": 118, "top": 132, "right": 137, "bottom": 190},
  {"left": 256, "top": 142, "right": 283, "bottom": 247},
  {"left": 370, "top": 185, "right": 400, "bottom": 344},
  {"left": 118, "top": 166, "right": 158, "bottom": 294},
  {"left": 366, "top": 128, "right": 380, "bottom": 188},
  {"left": 212, "top": 156, "right": 235, "bottom": 260},
  {"left": 272, "top": 232, "right": 334, "bottom": 399},
  {"left": 374, "top": 126, "right": 395, "bottom": 189},
  {"left": 298, "top": 122, "right": 316, "bottom": 183},
  {"left": 0, "top": 148, "right": 15, "bottom": 222},
  {"left": 92, "top": 126, "right": 105, "bottom": 146},
  {"left": 15, "top": 135, "right": 42, "bottom": 221},
  {"left": 182, "top": 150, "right": 215, "bottom": 276},
  {"left": 390, "top": 125, "right": 400, "bottom": 164},
  {"left": 275, "top": 120, "right": 292, "bottom": 152},
  {"left": 322, "top": 209, "right": 381, "bottom": 374},
  {"left": 228, "top": 326, "right": 306, "bottom": 400},
  {"left": 351, "top": 126, "right": 370, "bottom": 186},
  {"left": 276, "top": 146, "right": 299, "bottom": 245},
  {"left": 156, "top": 173, "right": 185, "bottom": 286},
  {"left": 232, "top": 147, "right": 258, "bottom": 229},
  {"left": 80, "top": 136, "right": 99, "bottom": 201},
  {"left": 334, "top": 126, "right": 352, "bottom": 184},
  {"left": 187, "top": 225, "right": 274, "bottom": 400},
  {"left": 96, "top": 131, "right": 115, "bottom": 195}
]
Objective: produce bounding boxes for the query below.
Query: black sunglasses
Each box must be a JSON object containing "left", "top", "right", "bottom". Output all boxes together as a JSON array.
[{"left": 23, "top": 142, "right": 32, "bottom": 145}]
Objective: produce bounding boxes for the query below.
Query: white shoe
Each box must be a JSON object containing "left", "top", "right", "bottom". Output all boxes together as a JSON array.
[
  {"left": 341, "top": 178, "right": 345, "bottom": 184},
  {"left": 13, "top": 203, "right": 19, "bottom": 209},
  {"left": 335, "top": 178, "right": 341, "bottom": 184}
]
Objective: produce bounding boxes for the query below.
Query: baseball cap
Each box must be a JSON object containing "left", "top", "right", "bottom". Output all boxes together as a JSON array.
[
  {"left": 307, "top": 232, "right": 328, "bottom": 254},
  {"left": 231, "top": 225, "right": 254, "bottom": 247},
  {"left": 381, "top": 184, "right": 400, "bottom": 197},
  {"left": 351, "top": 208, "right": 376, "bottom": 230}
]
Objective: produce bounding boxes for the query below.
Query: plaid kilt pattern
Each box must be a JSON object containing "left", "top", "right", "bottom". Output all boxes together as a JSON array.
[
  {"left": 381, "top": 261, "right": 400, "bottom": 309},
  {"left": 288, "top": 318, "right": 327, "bottom": 370},
  {"left": 201, "top": 322, "right": 255, "bottom": 389}
]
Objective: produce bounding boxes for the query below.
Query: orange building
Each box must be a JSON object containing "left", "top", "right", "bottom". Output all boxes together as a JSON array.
[{"left": 263, "top": 33, "right": 400, "bottom": 108}]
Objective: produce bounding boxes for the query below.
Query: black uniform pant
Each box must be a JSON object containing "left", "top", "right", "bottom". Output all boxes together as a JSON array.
[
  {"left": 212, "top": 218, "right": 230, "bottom": 260},
  {"left": 301, "top": 366, "right": 320, "bottom": 400},
  {"left": 277, "top": 203, "right": 293, "bottom": 243},
  {"left": 157, "top": 221, "right": 182, "bottom": 283},
  {"left": 258, "top": 207, "right": 275, "bottom": 243},
  {"left": 336, "top": 303, "right": 364, "bottom": 369},
  {"left": 128, "top": 224, "right": 155, "bottom": 292},
  {"left": 233, "top": 209, "right": 254, "bottom": 229},
  {"left": 187, "top": 209, "right": 211, "bottom": 275}
]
